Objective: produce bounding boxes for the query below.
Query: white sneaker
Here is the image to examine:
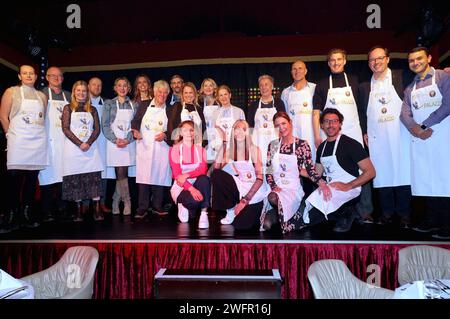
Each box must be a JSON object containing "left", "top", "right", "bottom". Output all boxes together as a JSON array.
[
  {"left": 220, "top": 209, "right": 235, "bottom": 225},
  {"left": 177, "top": 204, "right": 189, "bottom": 223},
  {"left": 198, "top": 211, "right": 209, "bottom": 229}
]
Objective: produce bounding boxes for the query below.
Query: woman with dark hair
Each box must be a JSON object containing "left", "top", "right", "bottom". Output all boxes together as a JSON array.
[
  {"left": 264, "top": 111, "right": 330, "bottom": 233},
  {"left": 211, "top": 120, "right": 269, "bottom": 230},
  {"left": 133, "top": 74, "right": 153, "bottom": 104},
  {"left": 169, "top": 120, "right": 210, "bottom": 229},
  {"left": 61, "top": 81, "right": 103, "bottom": 221}
]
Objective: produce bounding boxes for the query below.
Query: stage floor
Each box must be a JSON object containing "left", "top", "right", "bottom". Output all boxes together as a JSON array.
[{"left": 0, "top": 210, "right": 447, "bottom": 243}]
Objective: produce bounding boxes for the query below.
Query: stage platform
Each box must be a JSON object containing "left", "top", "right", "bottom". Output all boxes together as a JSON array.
[{"left": 1, "top": 212, "right": 449, "bottom": 299}]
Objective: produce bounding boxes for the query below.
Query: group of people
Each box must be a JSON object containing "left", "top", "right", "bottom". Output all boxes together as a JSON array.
[{"left": 0, "top": 46, "right": 449, "bottom": 239}]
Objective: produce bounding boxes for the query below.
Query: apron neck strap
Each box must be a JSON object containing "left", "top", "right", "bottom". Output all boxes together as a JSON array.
[
  {"left": 277, "top": 138, "right": 296, "bottom": 155},
  {"left": 321, "top": 134, "right": 341, "bottom": 158},
  {"left": 329, "top": 73, "right": 349, "bottom": 89},
  {"left": 258, "top": 97, "right": 274, "bottom": 109},
  {"left": 180, "top": 143, "right": 200, "bottom": 165}
]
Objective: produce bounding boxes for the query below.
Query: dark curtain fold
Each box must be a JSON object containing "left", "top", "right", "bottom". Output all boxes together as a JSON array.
[{"left": 2, "top": 242, "right": 448, "bottom": 299}]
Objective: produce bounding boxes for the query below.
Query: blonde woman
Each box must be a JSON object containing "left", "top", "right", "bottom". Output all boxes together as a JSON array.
[
  {"left": 61, "top": 81, "right": 103, "bottom": 221},
  {"left": 199, "top": 78, "right": 220, "bottom": 161},
  {"left": 211, "top": 120, "right": 269, "bottom": 230}
]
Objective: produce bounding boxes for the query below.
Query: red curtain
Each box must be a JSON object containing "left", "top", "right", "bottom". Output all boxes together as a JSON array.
[{"left": 1, "top": 242, "right": 449, "bottom": 299}]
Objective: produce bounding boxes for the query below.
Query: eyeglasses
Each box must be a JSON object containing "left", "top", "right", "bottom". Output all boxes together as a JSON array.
[
  {"left": 369, "top": 56, "right": 387, "bottom": 64},
  {"left": 47, "top": 74, "right": 63, "bottom": 79},
  {"left": 322, "top": 119, "right": 340, "bottom": 124}
]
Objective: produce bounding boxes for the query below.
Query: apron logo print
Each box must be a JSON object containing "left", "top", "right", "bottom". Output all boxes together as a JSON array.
[
  {"left": 303, "top": 102, "right": 308, "bottom": 107},
  {"left": 57, "top": 106, "right": 63, "bottom": 113},
  {"left": 262, "top": 114, "right": 269, "bottom": 121},
  {"left": 381, "top": 107, "right": 387, "bottom": 114},
  {"left": 158, "top": 121, "right": 163, "bottom": 126},
  {"left": 39, "top": 112, "right": 43, "bottom": 118},
  {"left": 378, "top": 97, "right": 387, "bottom": 104},
  {"left": 280, "top": 163, "right": 287, "bottom": 171},
  {"left": 329, "top": 98, "right": 336, "bottom": 105},
  {"left": 222, "top": 123, "right": 229, "bottom": 129},
  {"left": 246, "top": 172, "right": 252, "bottom": 179},
  {"left": 412, "top": 101, "right": 421, "bottom": 109},
  {"left": 22, "top": 116, "right": 31, "bottom": 124},
  {"left": 429, "top": 90, "right": 436, "bottom": 97},
  {"left": 289, "top": 109, "right": 295, "bottom": 116},
  {"left": 263, "top": 123, "right": 268, "bottom": 128},
  {"left": 280, "top": 173, "right": 285, "bottom": 178},
  {"left": 79, "top": 118, "right": 88, "bottom": 124},
  {"left": 145, "top": 124, "right": 150, "bottom": 130},
  {"left": 345, "top": 91, "right": 351, "bottom": 96},
  {"left": 118, "top": 124, "right": 128, "bottom": 131}
]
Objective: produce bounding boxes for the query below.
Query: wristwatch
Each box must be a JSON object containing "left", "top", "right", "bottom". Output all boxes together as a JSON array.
[{"left": 420, "top": 124, "right": 428, "bottom": 130}]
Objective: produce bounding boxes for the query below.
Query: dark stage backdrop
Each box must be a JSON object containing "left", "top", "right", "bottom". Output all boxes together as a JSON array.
[{"left": 61, "top": 59, "right": 412, "bottom": 112}]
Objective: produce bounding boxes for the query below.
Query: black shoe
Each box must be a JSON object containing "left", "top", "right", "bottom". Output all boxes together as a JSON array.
[
  {"left": 431, "top": 229, "right": 450, "bottom": 240},
  {"left": 333, "top": 207, "right": 356, "bottom": 233},
  {"left": 412, "top": 221, "right": 439, "bottom": 233},
  {"left": 42, "top": 212, "right": 55, "bottom": 222},
  {"left": 134, "top": 210, "right": 148, "bottom": 219},
  {"left": 399, "top": 218, "right": 411, "bottom": 229},
  {"left": 152, "top": 208, "right": 169, "bottom": 216},
  {"left": 358, "top": 215, "right": 374, "bottom": 225},
  {"left": 21, "top": 206, "right": 40, "bottom": 228},
  {"left": 376, "top": 215, "right": 393, "bottom": 226}
]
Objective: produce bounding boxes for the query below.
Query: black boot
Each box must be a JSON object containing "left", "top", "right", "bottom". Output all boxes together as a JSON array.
[
  {"left": 74, "top": 202, "right": 84, "bottom": 222},
  {"left": 93, "top": 200, "right": 104, "bottom": 221},
  {"left": 333, "top": 206, "right": 356, "bottom": 233},
  {"left": 21, "top": 205, "right": 40, "bottom": 228}
]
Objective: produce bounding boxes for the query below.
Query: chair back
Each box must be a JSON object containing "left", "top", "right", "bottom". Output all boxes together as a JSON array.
[{"left": 398, "top": 245, "right": 450, "bottom": 286}]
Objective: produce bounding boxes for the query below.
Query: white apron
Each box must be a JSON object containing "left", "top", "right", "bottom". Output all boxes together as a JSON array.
[
  {"left": 203, "top": 102, "right": 220, "bottom": 161},
  {"left": 367, "top": 69, "right": 411, "bottom": 188},
  {"left": 305, "top": 135, "right": 361, "bottom": 219},
  {"left": 106, "top": 100, "right": 136, "bottom": 167},
  {"left": 252, "top": 99, "right": 278, "bottom": 172},
  {"left": 271, "top": 140, "right": 304, "bottom": 222},
  {"left": 62, "top": 110, "right": 103, "bottom": 176},
  {"left": 170, "top": 144, "right": 201, "bottom": 202},
  {"left": 136, "top": 101, "right": 172, "bottom": 186},
  {"left": 180, "top": 103, "right": 203, "bottom": 142},
  {"left": 38, "top": 88, "right": 68, "bottom": 185},
  {"left": 410, "top": 69, "right": 450, "bottom": 196},
  {"left": 224, "top": 158, "right": 270, "bottom": 205},
  {"left": 215, "top": 106, "right": 236, "bottom": 149},
  {"left": 7, "top": 86, "right": 47, "bottom": 167},
  {"left": 92, "top": 97, "right": 115, "bottom": 179},
  {"left": 287, "top": 83, "right": 316, "bottom": 161},
  {"left": 322, "top": 73, "right": 363, "bottom": 146}
]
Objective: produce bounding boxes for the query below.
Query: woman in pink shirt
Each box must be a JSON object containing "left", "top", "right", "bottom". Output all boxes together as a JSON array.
[{"left": 169, "top": 120, "right": 210, "bottom": 228}]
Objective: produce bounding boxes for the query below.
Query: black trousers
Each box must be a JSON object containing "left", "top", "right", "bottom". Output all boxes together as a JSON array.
[
  {"left": 40, "top": 182, "right": 65, "bottom": 214},
  {"left": 8, "top": 169, "right": 39, "bottom": 210},
  {"left": 177, "top": 175, "right": 211, "bottom": 217},
  {"left": 424, "top": 196, "right": 450, "bottom": 228},
  {"left": 211, "top": 169, "right": 263, "bottom": 230},
  {"left": 137, "top": 183, "right": 165, "bottom": 212},
  {"left": 308, "top": 196, "right": 361, "bottom": 226},
  {"left": 377, "top": 185, "right": 412, "bottom": 220}
]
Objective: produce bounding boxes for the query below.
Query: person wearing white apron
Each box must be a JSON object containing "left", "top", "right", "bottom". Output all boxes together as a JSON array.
[
  {"left": 263, "top": 112, "right": 326, "bottom": 233},
  {"left": 89, "top": 77, "right": 115, "bottom": 214},
  {"left": 169, "top": 121, "right": 210, "bottom": 228},
  {"left": 166, "top": 82, "right": 206, "bottom": 147},
  {"left": 400, "top": 47, "right": 450, "bottom": 239},
  {"left": 132, "top": 80, "right": 172, "bottom": 219},
  {"left": 361, "top": 47, "right": 412, "bottom": 227},
  {"left": 213, "top": 85, "right": 246, "bottom": 153},
  {"left": 247, "top": 75, "right": 286, "bottom": 175},
  {"left": 61, "top": 81, "right": 104, "bottom": 222},
  {"left": 211, "top": 119, "right": 270, "bottom": 230},
  {"left": 101, "top": 77, "right": 136, "bottom": 216},
  {"left": 199, "top": 78, "right": 220, "bottom": 162},
  {"left": 38, "top": 66, "right": 71, "bottom": 221},
  {"left": 282, "top": 60, "right": 318, "bottom": 198},
  {"left": 0, "top": 65, "right": 47, "bottom": 232},
  {"left": 312, "top": 49, "right": 373, "bottom": 223},
  {"left": 305, "top": 108, "right": 375, "bottom": 233}
]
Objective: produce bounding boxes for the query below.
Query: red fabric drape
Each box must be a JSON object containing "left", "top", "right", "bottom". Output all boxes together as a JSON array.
[{"left": 1, "top": 242, "right": 449, "bottom": 299}]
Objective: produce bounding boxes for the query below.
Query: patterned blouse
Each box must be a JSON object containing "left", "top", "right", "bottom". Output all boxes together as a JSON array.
[{"left": 266, "top": 137, "right": 320, "bottom": 189}]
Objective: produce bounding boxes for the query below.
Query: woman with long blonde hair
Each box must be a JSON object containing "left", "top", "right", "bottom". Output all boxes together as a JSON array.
[
  {"left": 211, "top": 119, "right": 269, "bottom": 230},
  {"left": 61, "top": 80, "right": 103, "bottom": 221}
]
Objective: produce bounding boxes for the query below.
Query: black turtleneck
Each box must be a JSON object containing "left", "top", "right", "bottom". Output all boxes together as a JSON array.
[
  {"left": 61, "top": 102, "right": 100, "bottom": 147},
  {"left": 166, "top": 102, "right": 206, "bottom": 146},
  {"left": 313, "top": 72, "right": 360, "bottom": 111}
]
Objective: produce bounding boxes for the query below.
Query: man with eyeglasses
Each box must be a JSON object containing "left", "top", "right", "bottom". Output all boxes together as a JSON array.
[
  {"left": 313, "top": 48, "right": 373, "bottom": 225},
  {"left": 400, "top": 47, "right": 450, "bottom": 239},
  {"left": 38, "top": 66, "right": 71, "bottom": 222},
  {"left": 359, "top": 46, "right": 413, "bottom": 229},
  {"left": 303, "top": 108, "right": 375, "bottom": 233}
]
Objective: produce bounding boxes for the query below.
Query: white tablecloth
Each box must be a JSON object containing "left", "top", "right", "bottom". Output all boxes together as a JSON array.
[
  {"left": 394, "top": 279, "right": 450, "bottom": 299},
  {"left": 0, "top": 269, "right": 34, "bottom": 299}
]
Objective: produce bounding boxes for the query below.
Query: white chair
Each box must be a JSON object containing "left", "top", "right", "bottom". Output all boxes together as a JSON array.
[
  {"left": 398, "top": 245, "right": 450, "bottom": 286},
  {"left": 21, "top": 246, "right": 99, "bottom": 299},
  {"left": 307, "top": 259, "right": 394, "bottom": 299}
]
